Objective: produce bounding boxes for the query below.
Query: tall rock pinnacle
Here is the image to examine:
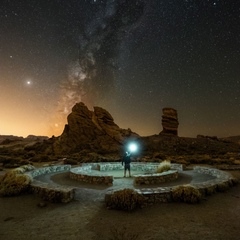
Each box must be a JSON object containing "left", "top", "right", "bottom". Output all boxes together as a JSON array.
[{"left": 159, "top": 108, "right": 179, "bottom": 136}]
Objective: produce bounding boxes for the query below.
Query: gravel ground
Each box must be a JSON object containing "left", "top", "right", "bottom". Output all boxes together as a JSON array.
[{"left": 0, "top": 170, "right": 239, "bottom": 240}]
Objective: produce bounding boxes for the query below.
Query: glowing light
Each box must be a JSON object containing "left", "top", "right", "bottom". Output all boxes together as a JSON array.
[
  {"left": 25, "top": 79, "right": 32, "bottom": 86},
  {"left": 128, "top": 143, "right": 138, "bottom": 153}
]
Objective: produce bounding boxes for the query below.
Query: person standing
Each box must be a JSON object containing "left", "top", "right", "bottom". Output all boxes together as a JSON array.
[{"left": 122, "top": 151, "right": 131, "bottom": 177}]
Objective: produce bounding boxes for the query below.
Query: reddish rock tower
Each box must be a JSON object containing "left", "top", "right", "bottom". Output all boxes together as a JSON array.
[{"left": 159, "top": 108, "right": 179, "bottom": 136}]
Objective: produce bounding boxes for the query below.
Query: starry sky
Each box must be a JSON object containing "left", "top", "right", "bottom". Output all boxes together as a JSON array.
[{"left": 0, "top": 0, "right": 240, "bottom": 138}]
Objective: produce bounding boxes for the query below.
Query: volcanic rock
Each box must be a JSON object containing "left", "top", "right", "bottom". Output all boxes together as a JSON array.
[
  {"left": 53, "top": 102, "right": 139, "bottom": 154},
  {"left": 160, "top": 108, "right": 179, "bottom": 136},
  {"left": 26, "top": 135, "right": 49, "bottom": 141}
]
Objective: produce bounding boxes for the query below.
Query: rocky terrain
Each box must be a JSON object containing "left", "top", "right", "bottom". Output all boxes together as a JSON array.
[
  {"left": 0, "top": 102, "right": 240, "bottom": 168},
  {"left": 1, "top": 103, "right": 240, "bottom": 240},
  {"left": 53, "top": 102, "right": 139, "bottom": 154}
]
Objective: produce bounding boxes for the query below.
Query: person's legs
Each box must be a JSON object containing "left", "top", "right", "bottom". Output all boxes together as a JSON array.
[{"left": 126, "top": 164, "right": 131, "bottom": 177}]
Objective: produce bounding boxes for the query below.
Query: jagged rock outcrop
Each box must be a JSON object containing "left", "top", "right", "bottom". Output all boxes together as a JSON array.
[
  {"left": 53, "top": 102, "right": 139, "bottom": 154},
  {"left": 159, "top": 108, "right": 179, "bottom": 136},
  {"left": 197, "top": 135, "right": 218, "bottom": 141},
  {"left": 26, "top": 135, "right": 49, "bottom": 141}
]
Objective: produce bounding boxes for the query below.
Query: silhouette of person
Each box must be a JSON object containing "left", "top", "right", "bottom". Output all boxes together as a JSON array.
[{"left": 122, "top": 151, "right": 131, "bottom": 177}]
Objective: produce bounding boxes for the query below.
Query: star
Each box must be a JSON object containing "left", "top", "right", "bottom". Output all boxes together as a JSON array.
[
  {"left": 0, "top": 0, "right": 239, "bottom": 138},
  {"left": 25, "top": 80, "right": 32, "bottom": 86}
]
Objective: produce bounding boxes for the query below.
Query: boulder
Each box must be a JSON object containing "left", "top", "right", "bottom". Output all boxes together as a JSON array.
[
  {"left": 53, "top": 102, "right": 139, "bottom": 154},
  {"left": 159, "top": 108, "right": 179, "bottom": 136}
]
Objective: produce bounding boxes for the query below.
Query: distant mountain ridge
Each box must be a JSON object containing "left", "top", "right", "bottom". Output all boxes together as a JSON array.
[
  {"left": 221, "top": 136, "right": 240, "bottom": 143},
  {"left": 1, "top": 103, "right": 239, "bottom": 158},
  {"left": 0, "top": 135, "right": 48, "bottom": 144}
]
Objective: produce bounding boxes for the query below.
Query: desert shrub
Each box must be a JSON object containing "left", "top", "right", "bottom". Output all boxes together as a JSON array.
[
  {"left": 172, "top": 185, "right": 202, "bottom": 203},
  {"left": 21, "top": 164, "right": 35, "bottom": 171},
  {"left": 109, "top": 225, "right": 140, "bottom": 240},
  {"left": 0, "top": 146, "right": 11, "bottom": 153},
  {"left": 106, "top": 189, "right": 144, "bottom": 211},
  {"left": 18, "top": 159, "right": 31, "bottom": 165},
  {"left": 0, "top": 156, "right": 11, "bottom": 164},
  {"left": 30, "top": 154, "right": 50, "bottom": 162},
  {"left": 153, "top": 152, "right": 166, "bottom": 160},
  {"left": 1, "top": 139, "right": 12, "bottom": 145},
  {"left": 176, "top": 159, "right": 188, "bottom": 165},
  {"left": 156, "top": 160, "right": 171, "bottom": 173},
  {"left": 0, "top": 156, "right": 24, "bottom": 167},
  {"left": 11, "top": 164, "right": 35, "bottom": 174},
  {"left": 24, "top": 151, "right": 36, "bottom": 159},
  {"left": 0, "top": 170, "right": 32, "bottom": 197},
  {"left": 3, "top": 163, "right": 21, "bottom": 168},
  {"left": 49, "top": 156, "right": 59, "bottom": 161},
  {"left": 63, "top": 158, "right": 78, "bottom": 165},
  {"left": 11, "top": 167, "right": 26, "bottom": 174}
]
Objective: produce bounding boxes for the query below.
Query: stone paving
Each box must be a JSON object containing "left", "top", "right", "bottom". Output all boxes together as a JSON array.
[
  {"left": 35, "top": 168, "right": 217, "bottom": 202},
  {"left": 21, "top": 163, "right": 237, "bottom": 204}
]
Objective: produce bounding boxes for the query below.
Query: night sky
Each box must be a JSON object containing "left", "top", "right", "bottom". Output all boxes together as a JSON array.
[{"left": 0, "top": 0, "right": 240, "bottom": 138}]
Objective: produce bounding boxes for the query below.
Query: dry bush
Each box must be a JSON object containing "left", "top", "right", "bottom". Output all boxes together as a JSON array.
[
  {"left": 106, "top": 189, "right": 144, "bottom": 211},
  {"left": 176, "top": 159, "right": 188, "bottom": 165},
  {"left": 63, "top": 158, "right": 78, "bottom": 165},
  {"left": 3, "top": 163, "right": 20, "bottom": 168},
  {"left": 24, "top": 151, "right": 36, "bottom": 159},
  {"left": 172, "top": 185, "right": 202, "bottom": 203},
  {"left": 156, "top": 160, "right": 171, "bottom": 173},
  {"left": 0, "top": 156, "right": 28, "bottom": 168},
  {"left": 0, "top": 170, "right": 32, "bottom": 197},
  {"left": 21, "top": 164, "right": 35, "bottom": 171},
  {"left": 11, "top": 164, "right": 35, "bottom": 174},
  {"left": 153, "top": 152, "right": 166, "bottom": 160},
  {"left": 30, "top": 154, "right": 52, "bottom": 162},
  {"left": 109, "top": 225, "right": 140, "bottom": 240},
  {"left": 11, "top": 167, "right": 26, "bottom": 174}
]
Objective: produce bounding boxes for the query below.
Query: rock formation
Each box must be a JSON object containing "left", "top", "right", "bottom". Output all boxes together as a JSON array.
[
  {"left": 159, "top": 108, "right": 179, "bottom": 136},
  {"left": 53, "top": 102, "right": 139, "bottom": 154}
]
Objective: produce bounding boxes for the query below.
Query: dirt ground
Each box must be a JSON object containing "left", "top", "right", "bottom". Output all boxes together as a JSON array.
[{"left": 0, "top": 170, "right": 240, "bottom": 240}]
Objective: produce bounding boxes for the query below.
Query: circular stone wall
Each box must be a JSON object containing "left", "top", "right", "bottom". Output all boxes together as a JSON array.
[
  {"left": 26, "top": 163, "right": 238, "bottom": 205},
  {"left": 105, "top": 166, "right": 237, "bottom": 205},
  {"left": 134, "top": 170, "right": 178, "bottom": 185},
  {"left": 69, "top": 165, "right": 113, "bottom": 185},
  {"left": 69, "top": 162, "right": 182, "bottom": 185}
]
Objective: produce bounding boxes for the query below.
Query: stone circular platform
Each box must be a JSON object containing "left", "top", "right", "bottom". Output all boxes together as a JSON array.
[
  {"left": 25, "top": 163, "right": 238, "bottom": 204},
  {"left": 69, "top": 162, "right": 183, "bottom": 185}
]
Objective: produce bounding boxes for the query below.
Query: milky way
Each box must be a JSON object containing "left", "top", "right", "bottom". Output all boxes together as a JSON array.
[
  {"left": 0, "top": 0, "right": 240, "bottom": 137},
  {"left": 58, "top": 0, "right": 146, "bottom": 114}
]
